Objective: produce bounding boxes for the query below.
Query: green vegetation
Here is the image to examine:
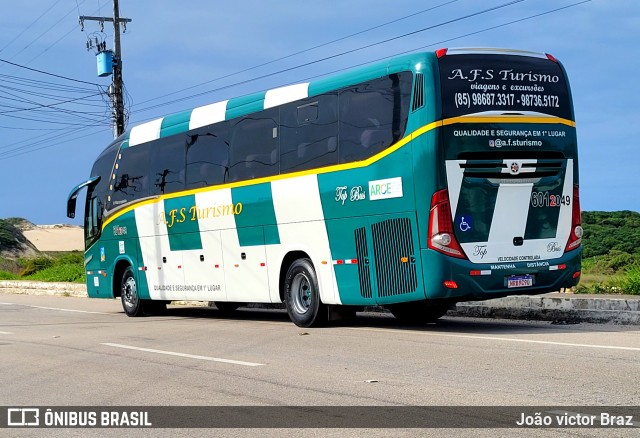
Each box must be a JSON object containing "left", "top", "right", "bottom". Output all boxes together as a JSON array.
[
  {"left": 576, "top": 211, "right": 640, "bottom": 295},
  {"left": 581, "top": 211, "right": 640, "bottom": 258},
  {"left": 0, "top": 219, "right": 24, "bottom": 250},
  {"left": 0, "top": 271, "right": 19, "bottom": 280},
  {"left": 0, "top": 252, "right": 85, "bottom": 284},
  {"left": 3, "top": 217, "right": 35, "bottom": 230}
]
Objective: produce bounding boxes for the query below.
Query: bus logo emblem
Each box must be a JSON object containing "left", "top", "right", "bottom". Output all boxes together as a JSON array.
[{"left": 510, "top": 162, "right": 520, "bottom": 175}]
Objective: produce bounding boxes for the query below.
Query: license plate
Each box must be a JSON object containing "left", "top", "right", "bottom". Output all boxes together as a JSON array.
[{"left": 507, "top": 275, "right": 533, "bottom": 288}]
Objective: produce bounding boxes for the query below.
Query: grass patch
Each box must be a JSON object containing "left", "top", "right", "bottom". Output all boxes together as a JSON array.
[
  {"left": 0, "top": 270, "right": 19, "bottom": 280},
  {"left": 576, "top": 255, "right": 639, "bottom": 295},
  {"left": 622, "top": 267, "right": 640, "bottom": 294},
  {"left": 24, "top": 262, "right": 85, "bottom": 283},
  {"left": 0, "top": 251, "right": 85, "bottom": 284}
]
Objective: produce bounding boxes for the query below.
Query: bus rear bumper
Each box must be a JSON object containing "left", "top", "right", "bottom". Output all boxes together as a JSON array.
[{"left": 420, "top": 248, "right": 582, "bottom": 301}]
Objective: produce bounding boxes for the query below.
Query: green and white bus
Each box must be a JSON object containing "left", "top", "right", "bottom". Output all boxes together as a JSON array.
[{"left": 67, "top": 48, "right": 582, "bottom": 327}]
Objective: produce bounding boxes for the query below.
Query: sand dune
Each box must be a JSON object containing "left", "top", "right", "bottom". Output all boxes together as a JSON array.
[{"left": 23, "top": 225, "right": 84, "bottom": 252}]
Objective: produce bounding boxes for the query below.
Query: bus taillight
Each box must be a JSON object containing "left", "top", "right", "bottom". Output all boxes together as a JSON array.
[
  {"left": 565, "top": 184, "right": 583, "bottom": 252},
  {"left": 428, "top": 189, "right": 466, "bottom": 259}
]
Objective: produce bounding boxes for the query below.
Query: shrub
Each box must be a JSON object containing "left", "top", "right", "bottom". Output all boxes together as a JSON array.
[
  {"left": 0, "top": 270, "right": 18, "bottom": 280},
  {"left": 622, "top": 267, "right": 640, "bottom": 295},
  {"left": 25, "top": 263, "right": 85, "bottom": 283},
  {"left": 19, "top": 257, "right": 54, "bottom": 276}
]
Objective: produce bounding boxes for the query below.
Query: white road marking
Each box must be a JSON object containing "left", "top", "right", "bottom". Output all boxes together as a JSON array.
[
  {"left": 0, "top": 302, "right": 114, "bottom": 315},
  {"left": 0, "top": 331, "right": 13, "bottom": 334},
  {"left": 346, "top": 327, "right": 640, "bottom": 352},
  {"left": 101, "top": 343, "right": 265, "bottom": 367}
]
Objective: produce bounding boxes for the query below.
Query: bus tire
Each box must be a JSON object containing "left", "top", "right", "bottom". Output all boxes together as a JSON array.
[
  {"left": 120, "top": 266, "right": 145, "bottom": 317},
  {"left": 389, "top": 301, "right": 451, "bottom": 325},
  {"left": 214, "top": 302, "right": 242, "bottom": 313},
  {"left": 284, "top": 258, "right": 326, "bottom": 328}
]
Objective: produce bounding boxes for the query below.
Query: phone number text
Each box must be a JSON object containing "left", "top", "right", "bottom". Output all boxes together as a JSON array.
[{"left": 454, "top": 92, "right": 560, "bottom": 109}]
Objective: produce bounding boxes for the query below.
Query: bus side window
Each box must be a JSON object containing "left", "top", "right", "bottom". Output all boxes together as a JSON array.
[
  {"left": 228, "top": 109, "right": 279, "bottom": 182},
  {"left": 110, "top": 143, "right": 150, "bottom": 208},
  {"left": 280, "top": 93, "right": 338, "bottom": 173},
  {"left": 86, "top": 139, "right": 118, "bottom": 246},
  {"left": 149, "top": 135, "right": 186, "bottom": 196},
  {"left": 338, "top": 72, "right": 412, "bottom": 163},
  {"left": 185, "top": 122, "right": 230, "bottom": 189},
  {"left": 84, "top": 195, "right": 99, "bottom": 245}
]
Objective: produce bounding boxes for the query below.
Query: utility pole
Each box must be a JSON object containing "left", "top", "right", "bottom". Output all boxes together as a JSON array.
[{"left": 80, "top": 0, "right": 131, "bottom": 138}]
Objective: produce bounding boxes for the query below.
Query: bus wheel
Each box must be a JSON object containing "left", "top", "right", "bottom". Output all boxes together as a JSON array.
[
  {"left": 214, "top": 302, "right": 242, "bottom": 313},
  {"left": 284, "top": 258, "right": 326, "bottom": 328},
  {"left": 389, "top": 301, "right": 451, "bottom": 325},
  {"left": 120, "top": 267, "right": 144, "bottom": 317}
]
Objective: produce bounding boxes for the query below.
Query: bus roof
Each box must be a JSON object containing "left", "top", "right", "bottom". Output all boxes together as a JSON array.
[
  {"left": 108, "top": 47, "right": 563, "bottom": 151},
  {"left": 120, "top": 51, "right": 434, "bottom": 148}
]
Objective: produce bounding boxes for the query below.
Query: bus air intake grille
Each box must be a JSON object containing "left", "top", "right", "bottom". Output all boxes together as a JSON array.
[
  {"left": 459, "top": 159, "right": 564, "bottom": 179},
  {"left": 412, "top": 73, "right": 425, "bottom": 111},
  {"left": 354, "top": 227, "right": 372, "bottom": 299},
  {"left": 372, "top": 218, "right": 417, "bottom": 297}
]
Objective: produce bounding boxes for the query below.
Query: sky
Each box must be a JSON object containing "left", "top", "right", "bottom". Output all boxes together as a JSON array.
[{"left": 0, "top": 0, "right": 638, "bottom": 225}]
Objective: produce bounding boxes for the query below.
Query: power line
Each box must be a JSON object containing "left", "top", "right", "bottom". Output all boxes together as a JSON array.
[
  {"left": 0, "top": 0, "right": 64, "bottom": 53},
  {"left": 6, "top": 0, "right": 87, "bottom": 62},
  {"left": 0, "top": 83, "right": 105, "bottom": 106},
  {"left": 0, "top": 124, "right": 74, "bottom": 151},
  {"left": 0, "top": 58, "right": 102, "bottom": 86},
  {"left": 127, "top": 0, "right": 591, "bottom": 127},
  {"left": 1, "top": 0, "right": 591, "bottom": 162},
  {"left": 1, "top": 82, "right": 104, "bottom": 102},
  {"left": 0, "top": 124, "right": 69, "bottom": 131},
  {"left": 0, "top": 92, "right": 104, "bottom": 114},
  {"left": 0, "top": 111, "right": 109, "bottom": 126},
  {"left": 297, "top": 0, "right": 595, "bottom": 86},
  {"left": 0, "top": 87, "right": 111, "bottom": 124},
  {"left": 135, "top": 0, "right": 461, "bottom": 107},
  {"left": 134, "top": 0, "right": 526, "bottom": 114},
  {"left": 0, "top": 87, "right": 107, "bottom": 119},
  {"left": 23, "top": 0, "right": 112, "bottom": 67},
  {"left": 0, "top": 126, "right": 109, "bottom": 160},
  {"left": 0, "top": 75, "right": 97, "bottom": 93},
  {"left": 0, "top": 125, "right": 96, "bottom": 154}
]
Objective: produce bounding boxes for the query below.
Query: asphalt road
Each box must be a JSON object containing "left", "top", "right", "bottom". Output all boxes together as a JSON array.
[{"left": 1, "top": 293, "right": 639, "bottom": 437}]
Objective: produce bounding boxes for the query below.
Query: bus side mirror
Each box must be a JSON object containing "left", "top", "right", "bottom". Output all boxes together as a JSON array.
[
  {"left": 67, "top": 176, "right": 101, "bottom": 219},
  {"left": 67, "top": 196, "right": 77, "bottom": 219}
]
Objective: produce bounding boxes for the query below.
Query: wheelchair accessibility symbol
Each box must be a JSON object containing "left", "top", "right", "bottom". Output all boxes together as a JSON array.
[{"left": 458, "top": 215, "right": 473, "bottom": 232}]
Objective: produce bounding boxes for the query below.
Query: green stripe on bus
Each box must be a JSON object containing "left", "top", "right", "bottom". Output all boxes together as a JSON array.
[
  {"left": 163, "top": 194, "right": 203, "bottom": 251},
  {"left": 161, "top": 111, "right": 191, "bottom": 138},
  {"left": 232, "top": 183, "right": 280, "bottom": 246},
  {"left": 226, "top": 91, "right": 266, "bottom": 120}
]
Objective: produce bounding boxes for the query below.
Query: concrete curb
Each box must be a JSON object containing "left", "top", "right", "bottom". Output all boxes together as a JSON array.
[
  {"left": 0, "top": 280, "right": 87, "bottom": 297},
  {"left": 1, "top": 281, "right": 639, "bottom": 325},
  {"left": 450, "top": 294, "right": 640, "bottom": 325}
]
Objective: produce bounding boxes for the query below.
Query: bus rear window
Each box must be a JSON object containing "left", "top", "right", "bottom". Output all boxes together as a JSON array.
[{"left": 438, "top": 54, "right": 572, "bottom": 120}]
